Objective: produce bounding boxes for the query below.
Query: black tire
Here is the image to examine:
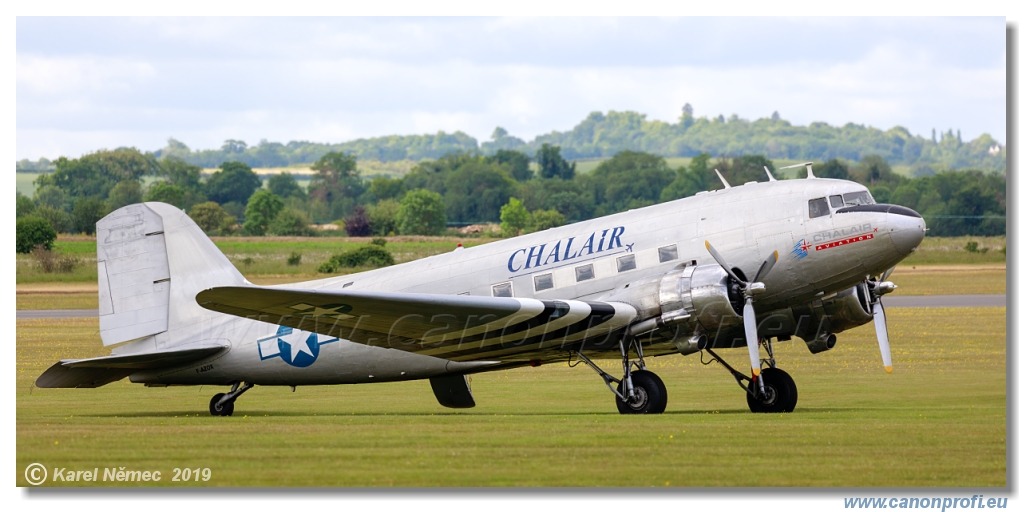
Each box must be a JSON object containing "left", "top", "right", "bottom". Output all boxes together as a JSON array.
[
  {"left": 615, "top": 370, "right": 668, "bottom": 414},
  {"left": 746, "top": 367, "right": 797, "bottom": 413},
  {"left": 209, "top": 393, "right": 234, "bottom": 416}
]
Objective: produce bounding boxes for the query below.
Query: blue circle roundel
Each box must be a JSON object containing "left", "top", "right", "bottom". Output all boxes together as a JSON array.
[{"left": 275, "top": 326, "right": 321, "bottom": 368}]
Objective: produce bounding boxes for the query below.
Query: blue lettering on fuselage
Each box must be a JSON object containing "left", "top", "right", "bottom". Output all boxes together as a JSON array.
[{"left": 507, "top": 226, "right": 626, "bottom": 273}]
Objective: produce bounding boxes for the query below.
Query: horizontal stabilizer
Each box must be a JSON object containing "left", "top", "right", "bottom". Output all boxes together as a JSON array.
[{"left": 35, "top": 345, "right": 227, "bottom": 388}]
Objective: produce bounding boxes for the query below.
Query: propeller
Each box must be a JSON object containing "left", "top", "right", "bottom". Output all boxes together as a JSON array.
[
  {"left": 869, "top": 267, "right": 897, "bottom": 373},
  {"left": 705, "top": 241, "right": 778, "bottom": 378}
]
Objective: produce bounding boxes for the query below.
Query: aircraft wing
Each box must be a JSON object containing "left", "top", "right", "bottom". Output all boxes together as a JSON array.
[{"left": 196, "top": 286, "right": 637, "bottom": 362}]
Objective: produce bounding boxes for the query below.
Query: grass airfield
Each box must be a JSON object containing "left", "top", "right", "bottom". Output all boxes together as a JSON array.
[{"left": 16, "top": 306, "right": 1005, "bottom": 487}]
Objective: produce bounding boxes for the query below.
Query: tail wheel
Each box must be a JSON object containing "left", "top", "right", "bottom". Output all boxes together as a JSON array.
[
  {"left": 209, "top": 393, "right": 234, "bottom": 416},
  {"left": 746, "top": 367, "right": 797, "bottom": 413},
  {"left": 616, "top": 370, "right": 668, "bottom": 414}
]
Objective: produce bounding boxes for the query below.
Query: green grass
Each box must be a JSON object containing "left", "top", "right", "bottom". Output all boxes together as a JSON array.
[
  {"left": 902, "top": 236, "right": 1006, "bottom": 265},
  {"left": 890, "top": 266, "right": 1005, "bottom": 295},
  {"left": 16, "top": 307, "right": 1005, "bottom": 487}
]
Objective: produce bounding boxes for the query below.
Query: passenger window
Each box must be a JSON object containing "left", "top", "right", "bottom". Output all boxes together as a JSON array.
[
  {"left": 829, "top": 195, "right": 844, "bottom": 208},
  {"left": 808, "top": 198, "right": 829, "bottom": 218},
  {"left": 575, "top": 264, "right": 595, "bottom": 282},
  {"left": 534, "top": 273, "right": 554, "bottom": 292},
  {"left": 492, "top": 282, "right": 513, "bottom": 297},
  {"left": 658, "top": 245, "right": 678, "bottom": 263},
  {"left": 616, "top": 254, "right": 637, "bottom": 272}
]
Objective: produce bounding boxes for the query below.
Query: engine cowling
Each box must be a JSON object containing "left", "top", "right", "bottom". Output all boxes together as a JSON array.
[
  {"left": 786, "top": 282, "right": 874, "bottom": 353},
  {"left": 601, "top": 263, "right": 743, "bottom": 355}
]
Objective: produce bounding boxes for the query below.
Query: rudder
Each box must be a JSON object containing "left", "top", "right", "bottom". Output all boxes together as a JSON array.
[{"left": 96, "top": 202, "right": 246, "bottom": 348}]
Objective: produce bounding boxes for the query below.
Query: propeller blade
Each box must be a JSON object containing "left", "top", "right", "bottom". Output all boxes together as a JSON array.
[
  {"left": 881, "top": 266, "right": 895, "bottom": 282},
  {"left": 743, "top": 299, "right": 761, "bottom": 377},
  {"left": 753, "top": 250, "right": 779, "bottom": 283},
  {"left": 872, "top": 301, "right": 893, "bottom": 374},
  {"left": 704, "top": 241, "right": 745, "bottom": 284}
]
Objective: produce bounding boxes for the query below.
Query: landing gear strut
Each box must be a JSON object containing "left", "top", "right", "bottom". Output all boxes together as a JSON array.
[
  {"left": 209, "top": 381, "right": 254, "bottom": 416},
  {"left": 703, "top": 337, "right": 798, "bottom": 413},
  {"left": 572, "top": 333, "right": 667, "bottom": 414}
]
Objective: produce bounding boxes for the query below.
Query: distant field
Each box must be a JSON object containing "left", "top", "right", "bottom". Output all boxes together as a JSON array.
[{"left": 16, "top": 306, "right": 1005, "bottom": 487}]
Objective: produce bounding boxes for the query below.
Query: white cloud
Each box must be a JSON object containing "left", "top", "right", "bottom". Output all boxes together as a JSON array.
[{"left": 14, "top": 16, "right": 1008, "bottom": 160}]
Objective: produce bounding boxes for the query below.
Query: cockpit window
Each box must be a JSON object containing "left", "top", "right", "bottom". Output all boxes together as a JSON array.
[
  {"left": 842, "top": 191, "right": 874, "bottom": 206},
  {"left": 808, "top": 197, "right": 830, "bottom": 218},
  {"left": 829, "top": 195, "right": 844, "bottom": 208}
]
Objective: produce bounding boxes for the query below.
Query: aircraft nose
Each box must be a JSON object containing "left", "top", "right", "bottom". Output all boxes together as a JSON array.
[{"left": 887, "top": 206, "right": 926, "bottom": 256}]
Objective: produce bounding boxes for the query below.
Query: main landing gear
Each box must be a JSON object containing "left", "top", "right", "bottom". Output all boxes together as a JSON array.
[
  {"left": 209, "top": 381, "right": 254, "bottom": 416},
  {"left": 703, "top": 337, "right": 798, "bottom": 413},
  {"left": 572, "top": 333, "right": 668, "bottom": 414}
]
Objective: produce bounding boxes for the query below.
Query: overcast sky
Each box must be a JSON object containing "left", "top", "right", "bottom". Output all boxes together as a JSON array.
[{"left": 14, "top": 16, "right": 1008, "bottom": 161}]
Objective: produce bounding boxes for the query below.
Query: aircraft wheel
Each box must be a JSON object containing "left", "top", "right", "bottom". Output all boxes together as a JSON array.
[
  {"left": 616, "top": 370, "right": 668, "bottom": 414},
  {"left": 746, "top": 367, "right": 797, "bottom": 413},
  {"left": 209, "top": 393, "right": 234, "bottom": 416}
]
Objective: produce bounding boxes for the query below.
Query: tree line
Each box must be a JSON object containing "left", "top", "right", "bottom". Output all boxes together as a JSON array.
[
  {"left": 15, "top": 145, "right": 1005, "bottom": 250},
  {"left": 16, "top": 107, "right": 1005, "bottom": 174}
]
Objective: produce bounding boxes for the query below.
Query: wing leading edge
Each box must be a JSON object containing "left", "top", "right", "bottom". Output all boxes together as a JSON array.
[{"left": 196, "top": 286, "right": 637, "bottom": 362}]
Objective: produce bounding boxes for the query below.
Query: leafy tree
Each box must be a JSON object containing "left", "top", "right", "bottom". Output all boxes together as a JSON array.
[
  {"left": 268, "top": 208, "right": 315, "bottom": 236},
  {"left": 16, "top": 216, "right": 56, "bottom": 253},
  {"left": 587, "top": 151, "right": 674, "bottom": 215},
  {"left": 517, "top": 178, "right": 594, "bottom": 222},
  {"left": 344, "top": 206, "right": 373, "bottom": 237},
  {"left": 221, "top": 139, "right": 248, "bottom": 154},
  {"left": 661, "top": 152, "right": 717, "bottom": 201},
  {"left": 267, "top": 172, "right": 306, "bottom": 199},
  {"left": 444, "top": 162, "right": 516, "bottom": 223},
  {"left": 364, "top": 176, "right": 405, "bottom": 202},
  {"left": 499, "top": 198, "right": 529, "bottom": 237},
  {"left": 107, "top": 180, "right": 143, "bottom": 211},
  {"left": 206, "top": 161, "right": 262, "bottom": 205},
  {"left": 487, "top": 149, "right": 532, "bottom": 181},
  {"left": 528, "top": 209, "right": 565, "bottom": 233},
  {"left": 32, "top": 206, "right": 74, "bottom": 234},
  {"left": 367, "top": 199, "right": 400, "bottom": 236},
  {"left": 680, "top": 103, "right": 695, "bottom": 129},
  {"left": 159, "top": 157, "right": 204, "bottom": 192},
  {"left": 188, "top": 201, "right": 236, "bottom": 235},
  {"left": 33, "top": 185, "right": 69, "bottom": 211},
  {"left": 16, "top": 193, "right": 35, "bottom": 218},
  {"left": 35, "top": 148, "right": 156, "bottom": 200},
  {"left": 536, "top": 143, "right": 575, "bottom": 180},
  {"left": 852, "top": 154, "right": 899, "bottom": 186},
  {"left": 242, "top": 189, "right": 285, "bottom": 236},
  {"left": 71, "top": 197, "right": 108, "bottom": 235},
  {"left": 817, "top": 158, "right": 850, "bottom": 180},
  {"left": 308, "top": 151, "right": 364, "bottom": 221},
  {"left": 722, "top": 155, "right": 775, "bottom": 185},
  {"left": 398, "top": 189, "right": 446, "bottom": 235},
  {"left": 145, "top": 182, "right": 188, "bottom": 209},
  {"left": 482, "top": 126, "right": 527, "bottom": 152}
]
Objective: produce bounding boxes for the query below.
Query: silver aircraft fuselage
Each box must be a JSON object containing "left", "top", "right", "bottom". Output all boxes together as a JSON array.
[{"left": 128, "top": 177, "right": 925, "bottom": 388}]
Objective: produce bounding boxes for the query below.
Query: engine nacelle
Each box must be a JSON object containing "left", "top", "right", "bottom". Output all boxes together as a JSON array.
[
  {"left": 787, "top": 282, "right": 874, "bottom": 353},
  {"left": 601, "top": 263, "right": 743, "bottom": 355}
]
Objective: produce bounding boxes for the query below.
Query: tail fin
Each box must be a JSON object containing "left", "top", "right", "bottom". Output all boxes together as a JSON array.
[{"left": 96, "top": 202, "right": 246, "bottom": 349}]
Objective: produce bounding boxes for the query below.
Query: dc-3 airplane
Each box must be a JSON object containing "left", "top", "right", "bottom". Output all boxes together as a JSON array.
[{"left": 37, "top": 163, "right": 926, "bottom": 415}]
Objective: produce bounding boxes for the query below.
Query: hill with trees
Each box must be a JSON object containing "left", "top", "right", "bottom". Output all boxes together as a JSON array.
[{"left": 17, "top": 107, "right": 1005, "bottom": 175}]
